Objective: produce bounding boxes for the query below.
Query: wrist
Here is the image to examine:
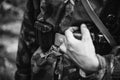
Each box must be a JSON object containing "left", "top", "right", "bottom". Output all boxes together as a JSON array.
[
  {"left": 81, "top": 54, "right": 105, "bottom": 73},
  {"left": 79, "top": 54, "right": 107, "bottom": 79},
  {"left": 86, "top": 54, "right": 106, "bottom": 72},
  {"left": 83, "top": 55, "right": 99, "bottom": 72},
  {"left": 96, "top": 54, "right": 107, "bottom": 70}
]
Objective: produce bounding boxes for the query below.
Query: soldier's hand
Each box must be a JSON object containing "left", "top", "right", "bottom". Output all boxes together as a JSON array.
[{"left": 60, "top": 24, "right": 99, "bottom": 72}]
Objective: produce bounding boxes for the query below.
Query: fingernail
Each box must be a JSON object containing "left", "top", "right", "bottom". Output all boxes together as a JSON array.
[{"left": 81, "top": 24, "right": 86, "bottom": 28}]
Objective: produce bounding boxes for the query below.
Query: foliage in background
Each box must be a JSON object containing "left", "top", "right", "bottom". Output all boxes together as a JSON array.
[
  {"left": 0, "top": 0, "right": 27, "bottom": 80},
  {"left": 0, "top": 0, "right": 26, "bottom": 24}
]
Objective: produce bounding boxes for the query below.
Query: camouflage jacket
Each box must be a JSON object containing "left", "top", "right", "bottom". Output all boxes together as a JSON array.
[{"left": 15, "top": 0, "right": 120, "bottom": 80}]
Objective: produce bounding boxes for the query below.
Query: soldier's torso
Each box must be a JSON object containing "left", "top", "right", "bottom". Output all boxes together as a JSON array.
[
  {"left": 33, "top": 0, "right": 120, "bottom": 54},
  {"left": 31, "top": 0, "right": 120, "bottom": 80}
]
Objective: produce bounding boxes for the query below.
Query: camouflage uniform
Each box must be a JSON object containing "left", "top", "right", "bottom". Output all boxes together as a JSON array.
[{"left": 15, "top": 0, "right": 120, "bottom": 80}]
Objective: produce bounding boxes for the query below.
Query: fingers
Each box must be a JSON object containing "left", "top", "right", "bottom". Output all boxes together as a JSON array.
[
  {"left": 67, "top": 27, "right": 78, "bottom": 32},
  {"left": 65, "top": 24, "right": 92, "bottom": 43},
  {"left": 74, "top": 33, "right": 82, "bottom": 40},
  {"left": 80, "top": 24, "right": 92, "bottom": 41},
  {"left": 65, "top": 27, "right": 78, "bottom": 43}
]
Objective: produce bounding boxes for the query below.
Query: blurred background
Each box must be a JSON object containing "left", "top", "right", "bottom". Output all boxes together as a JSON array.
[{"left": 0, "top": 0, "right": 26, "bottom": 80}]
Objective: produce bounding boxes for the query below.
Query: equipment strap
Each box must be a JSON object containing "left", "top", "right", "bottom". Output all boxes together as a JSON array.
[{"left": 81, "top": 0, "right": 117, "bottom": 47}]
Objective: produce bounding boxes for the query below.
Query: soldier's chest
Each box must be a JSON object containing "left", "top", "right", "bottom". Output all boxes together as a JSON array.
[{"left": 39, "top": 0, "right": 102, "bottom": 32}]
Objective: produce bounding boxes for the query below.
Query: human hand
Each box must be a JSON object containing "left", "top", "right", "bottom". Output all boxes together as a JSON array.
[{"left": 60, "top": 24, "right": 99, "bottom": 72}]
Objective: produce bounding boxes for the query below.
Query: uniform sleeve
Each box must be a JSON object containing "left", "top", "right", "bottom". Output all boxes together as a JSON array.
[
  {"left": 79, "top": 46, "right": 120, "bottom": 80},
  {"left": 103, "top": 46, "right": 120, "bottom": 80},
  {"left": 15, "top": 0, "right": 40, "bottom": 80},
  {"left": 92, "top": 47, "right": 120, "bottom": 80}
]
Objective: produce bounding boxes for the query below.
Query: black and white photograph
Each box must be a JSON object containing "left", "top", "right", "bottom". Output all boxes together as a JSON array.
[{"left": 0, "top": 0, "right": 120, "bottom": 80}]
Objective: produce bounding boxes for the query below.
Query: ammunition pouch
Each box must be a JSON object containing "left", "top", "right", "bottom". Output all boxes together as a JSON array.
[{"left": 34, "top": 20, "right": 55, "bottom": 52}]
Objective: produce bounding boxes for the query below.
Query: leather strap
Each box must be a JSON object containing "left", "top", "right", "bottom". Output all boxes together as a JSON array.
[{"left": 81, "top": 0, "right": 117, "bottom": 47}]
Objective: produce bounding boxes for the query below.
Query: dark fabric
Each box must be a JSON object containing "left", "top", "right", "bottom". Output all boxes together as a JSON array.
[
  {"left": 15, "top": 0, "right": 40, "bottom": 80},
  {"left": 103, "top": 47, "right": 120, "bottom": 80},
  {"left": 15, "top": 0, "right": 120, "bottom": 80},
  {"left": 31, "top": 46, "right": 80, "bottom": 80}
]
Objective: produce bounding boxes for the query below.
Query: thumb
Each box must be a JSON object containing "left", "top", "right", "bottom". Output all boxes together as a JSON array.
[{"left": 81, "top": 24, "right": 92, "bottom": 41}]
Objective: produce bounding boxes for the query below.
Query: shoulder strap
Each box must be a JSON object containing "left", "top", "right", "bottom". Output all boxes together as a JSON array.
[{"left": 81, "top": 0, "right": 117, "bottom": 47}]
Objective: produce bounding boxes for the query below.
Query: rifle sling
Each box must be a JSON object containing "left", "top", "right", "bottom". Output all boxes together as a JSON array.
[{"left": 81, "top": 0, "right": 117, "bottom": 47}]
